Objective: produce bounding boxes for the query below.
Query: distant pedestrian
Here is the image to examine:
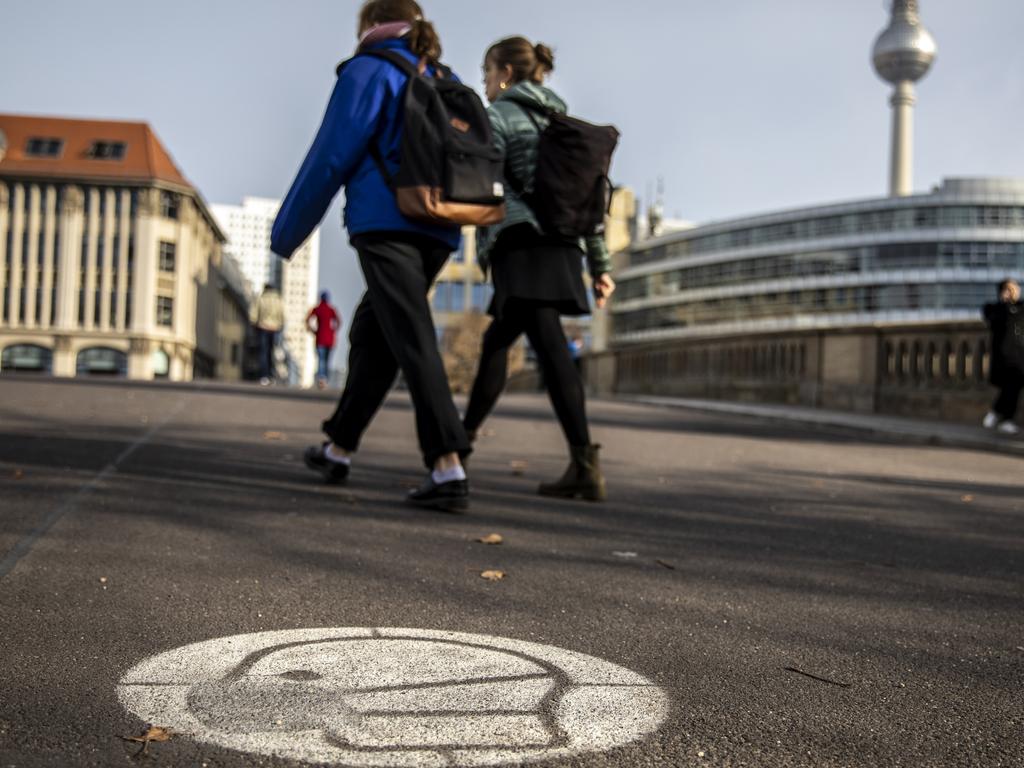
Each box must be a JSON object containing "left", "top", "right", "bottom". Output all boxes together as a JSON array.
[
  {"left": 462, "top": 36, "right": 617, "bottom": 502},
  {"left": 568, "top": 333, "right": 584, "bottom": 375},
  {"left": 251, "top": 283, "right": 284, "bottom": 386},
  {"left": 307, "top": 291, "right": 341, "bottom": 389},
  {"left": 271, "top": 0, "right": 484, "bottom": 511},
  {"left": 982, "top": 278, "right": 1024, "bottom": 435}
]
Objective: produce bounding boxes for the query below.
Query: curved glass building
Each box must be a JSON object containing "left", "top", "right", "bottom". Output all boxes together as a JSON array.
[{"left": 612, "top": 178, "right": 1024, "bottom": 346}]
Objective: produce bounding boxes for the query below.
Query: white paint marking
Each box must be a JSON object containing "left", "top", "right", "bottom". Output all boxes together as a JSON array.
[{"left": 119, "top": 628, "right": 668, "bottom": 767}]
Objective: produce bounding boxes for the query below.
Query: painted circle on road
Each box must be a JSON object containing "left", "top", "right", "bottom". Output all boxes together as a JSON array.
[{"left": 118, "top": 627, "right": 668, "bottom": 767}]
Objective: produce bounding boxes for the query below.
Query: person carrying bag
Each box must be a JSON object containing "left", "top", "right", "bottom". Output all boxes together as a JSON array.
[
  {"left": 272, "top": 0, "right": 496, "bottom": 512},
  {"left": 462, "top": 36, "right": 618, "bottom": 502}
]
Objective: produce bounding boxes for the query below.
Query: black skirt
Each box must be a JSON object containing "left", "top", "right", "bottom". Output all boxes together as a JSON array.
[{"left": 487, "top": 225, "right": 589, "bottom": 319}]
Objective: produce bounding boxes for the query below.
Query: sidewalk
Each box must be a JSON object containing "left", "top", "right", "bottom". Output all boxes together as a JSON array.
[{"left": 625, "top": 395, "right": 1024, "bottom": 458}]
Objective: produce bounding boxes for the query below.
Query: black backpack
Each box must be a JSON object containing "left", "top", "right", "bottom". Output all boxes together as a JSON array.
[
  {"left": 336, "top": 50, "right": 506, "bottom": 227},
  {"left": 505, "top": 98, "right": 620, "bottom": 238}
]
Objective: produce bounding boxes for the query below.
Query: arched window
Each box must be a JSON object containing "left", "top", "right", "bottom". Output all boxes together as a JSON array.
[
  {"left": 76, "top": 347, "right": 127, "bottom": 377},
  {"left": 958, "top": 341, "right": 971, "bottom": 382},
  {"left": 153, "top": 349, "right": 170, "bottom": 379},
  {"left": 884, "top": 342, "right": 896, "bottom": 380},
  {"left": 926, "top": 342, "right": 938, "bottom": 380},
  {"left": 1, "top": 344, "right": 53, "bottom": 374}
]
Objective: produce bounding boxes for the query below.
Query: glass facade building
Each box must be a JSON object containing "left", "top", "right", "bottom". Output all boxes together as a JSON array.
[{"left": 612, "top": 179, "right": 1024, "bottom": 344}]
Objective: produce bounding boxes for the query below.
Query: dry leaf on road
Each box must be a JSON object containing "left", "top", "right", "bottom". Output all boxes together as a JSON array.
[
  {"left": 13, "top": 469, "right": 24, "bottom": 479},
  {"left": 480, "top": 570, "right": 506, "bottom": 581},
  {"left": 121, "top": 725, "right": 175, "bottom": 756},
  {"left": 477, "top": 534, "right": 504, "bottom": 545},
  {"left": 262, "top": 431, "right": 286, "bottom": 441},
  {"left": 510, "top": 460, "right": 528, "bottom": 476},
  {"left": 961, "top": 495, "right": 974, "bottom": 503}
]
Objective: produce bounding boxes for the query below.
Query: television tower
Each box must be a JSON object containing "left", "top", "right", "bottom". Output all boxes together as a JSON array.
[{"left": 872, "top": 0, "right": 937, "bottom": 197}]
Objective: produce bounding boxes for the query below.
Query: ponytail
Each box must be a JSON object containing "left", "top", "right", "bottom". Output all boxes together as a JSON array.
[
  {"left": 408, "top": 17, "right": 442, "bottom": 62},
  {"left": 359, "top": 0, "right": 442, "bottom": 62}
]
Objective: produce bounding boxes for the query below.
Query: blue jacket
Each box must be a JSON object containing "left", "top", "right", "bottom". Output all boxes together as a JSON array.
[{"left": 270, "top": 38, "right": 462, "bottom": 258}]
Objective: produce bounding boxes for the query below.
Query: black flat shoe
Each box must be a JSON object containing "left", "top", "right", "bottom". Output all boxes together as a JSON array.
[
  {"left": 304, "top": 443, "right": 350, "bottom": 485},
  {"left": 406, "top": 475, "right": 469, "bottom": 513}
]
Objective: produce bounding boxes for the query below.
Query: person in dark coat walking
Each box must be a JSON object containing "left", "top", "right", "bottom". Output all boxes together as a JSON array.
[
  {"left": 982, "top": 278, "right": 1024, "bottom": 435},
  {"left": 461, "top": 36, "right": 615, "bottom": 502},
  {"left": 271, "top": 0, "right": 471, "bottom": 511}
]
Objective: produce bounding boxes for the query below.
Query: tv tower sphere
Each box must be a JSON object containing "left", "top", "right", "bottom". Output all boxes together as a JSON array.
[{"left": 872, "top": 0, "right": 936, "bottom": 84}]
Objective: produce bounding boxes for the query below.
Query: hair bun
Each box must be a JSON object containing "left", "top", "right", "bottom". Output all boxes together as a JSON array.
[{"left": 533, "top": 42, "right": 555, "bottom": 72}]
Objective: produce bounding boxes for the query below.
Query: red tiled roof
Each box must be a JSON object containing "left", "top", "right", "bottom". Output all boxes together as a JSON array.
[{"left": 0, "top": 114, "right": 193, "bottom": 189}]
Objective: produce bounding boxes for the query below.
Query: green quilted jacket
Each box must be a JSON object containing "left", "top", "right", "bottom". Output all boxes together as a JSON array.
[{"left": 477, "top": 81, "right": 611, "bottom": 277}]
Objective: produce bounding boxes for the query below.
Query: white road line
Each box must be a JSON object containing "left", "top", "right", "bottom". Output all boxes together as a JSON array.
[{"left": 0, "top": 394, "right": 190, "bottom": 580}]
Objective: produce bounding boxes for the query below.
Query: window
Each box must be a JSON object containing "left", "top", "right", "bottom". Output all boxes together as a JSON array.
[
  {"left": 159, "top": 241, "right": 176, "bottom": 272},
  {"left": 87, "top": 141, "right": 126, "bottom": 160},
  {"left": 432, "top": 282, "right": 451, "bottom": 312},
  {"left": 76, "top": 347, "right": 128, "bottom": 377},
  {"left": 159, "top": 191, "right": 179, "bottom": 220},
  {"left": 25, "top": 137, "right": 63, "bottom": 158},
  {"left": 156, "top": 296, "right": 174, "bottom": 327},
  {"left": 1, "top": 344, "right": 53, "bottom": 374},
  {"left": 471, "top": 283, "right": 493, "bottom": 311},
  {"left": 451, "top": 284, "right": 465, "bottom": 312}
]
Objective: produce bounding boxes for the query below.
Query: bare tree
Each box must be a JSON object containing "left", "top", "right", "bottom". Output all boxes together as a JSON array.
[{"left": 441, "top": 310, "right": 524, "bottom": 394}]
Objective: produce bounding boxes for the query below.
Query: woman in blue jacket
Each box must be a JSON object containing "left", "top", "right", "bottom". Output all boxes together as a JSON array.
[{"left": 271, "top": 0, "right": 471, "bottom": 511}]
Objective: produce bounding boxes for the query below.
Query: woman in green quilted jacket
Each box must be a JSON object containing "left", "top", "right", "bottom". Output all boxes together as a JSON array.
[{"left": 462, "top": 36, "right": 616, "bottom": 502}]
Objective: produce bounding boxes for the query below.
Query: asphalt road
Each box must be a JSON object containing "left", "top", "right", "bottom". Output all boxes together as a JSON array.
[{"left": 0, "top": 377, "right": 1021, "bottom": 768}]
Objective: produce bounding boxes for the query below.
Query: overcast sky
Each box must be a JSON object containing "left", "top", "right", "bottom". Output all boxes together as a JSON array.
[{"left": 3, "top": 0, "right": 1023, "bottom": 352}]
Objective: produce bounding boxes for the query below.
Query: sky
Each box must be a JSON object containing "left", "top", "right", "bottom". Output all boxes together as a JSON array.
[{"left": 2, "top": 0, "right": 1023, "bottom": 358}]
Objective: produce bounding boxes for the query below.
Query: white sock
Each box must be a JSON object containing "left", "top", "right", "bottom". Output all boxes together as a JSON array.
[
  {"left": 324, "top": 444, "right": 351, "bottom": 465},
  {"left": 432, "top": 465, "right": 466, "bottom": 484}
]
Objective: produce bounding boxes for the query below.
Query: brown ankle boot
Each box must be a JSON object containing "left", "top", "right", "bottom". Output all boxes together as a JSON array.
[{"left": 538, "top": 444, "right": 606, "bottom": 502}]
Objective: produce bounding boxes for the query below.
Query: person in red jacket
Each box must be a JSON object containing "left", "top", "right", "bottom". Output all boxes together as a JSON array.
[{"left": 307, "top": 291, "right": 341, "bottom": 389}]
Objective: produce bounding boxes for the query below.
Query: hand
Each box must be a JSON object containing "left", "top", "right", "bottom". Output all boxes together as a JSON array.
[{"left": 593, "top": 273, "right": 616, "bottom": 309}]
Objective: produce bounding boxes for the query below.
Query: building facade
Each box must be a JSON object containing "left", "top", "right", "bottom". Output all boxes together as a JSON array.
[
  {"left": 211, "top": 197, "right": 320, "bottom": 387},
  {"left": 602, "top": 178, "right": 1024, "bottom": 421},
  {"left": 0, "top": 114, "right": 248, "bottom": 381}
]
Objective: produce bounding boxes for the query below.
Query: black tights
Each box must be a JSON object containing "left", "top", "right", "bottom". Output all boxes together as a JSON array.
[
  {"left": 993, "top": 377, "right": 1024, "bottom": 421},
  {"left": 463, "top": 299, "right": 590, "bottom": 447}
]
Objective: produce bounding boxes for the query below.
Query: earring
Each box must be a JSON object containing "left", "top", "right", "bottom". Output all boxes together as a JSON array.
[{"left": 499, "top": 81, "right": 509, "bottom": 90}]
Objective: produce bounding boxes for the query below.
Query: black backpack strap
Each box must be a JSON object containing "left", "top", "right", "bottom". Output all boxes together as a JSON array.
[
  {"left": 500, "top": 97, "right": 552, "bottom": 197},
  {"left": 334, "top": 50, "right": 451, "bottom": 187}
]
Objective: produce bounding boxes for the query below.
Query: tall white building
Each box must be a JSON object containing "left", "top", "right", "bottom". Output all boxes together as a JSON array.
[{"left": 211, "top": 197, "right": 320, "bottom": 387}]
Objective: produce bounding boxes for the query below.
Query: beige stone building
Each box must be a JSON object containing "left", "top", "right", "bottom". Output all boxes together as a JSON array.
[{"left": 0, "top": 114, "right": 249, "bottom": 381}]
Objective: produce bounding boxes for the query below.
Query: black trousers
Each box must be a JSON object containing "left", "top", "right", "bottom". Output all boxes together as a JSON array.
[
  {"left": 993, "top": 373, "right": 1024, "bottom": 420},
  {"left": 463, "top": 298, "right": 590, "bottom": 447},
  {"left": 321, "top": 233, "right": 470, "bottom": 469}
]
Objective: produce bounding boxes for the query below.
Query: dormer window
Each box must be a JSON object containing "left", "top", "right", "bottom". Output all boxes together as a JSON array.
[
  {"left": 87, "top": 141, "right": 127, "bottom": 160},
  {"left": 25, "top": 137, "right": 64, "bottom": 158}
]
